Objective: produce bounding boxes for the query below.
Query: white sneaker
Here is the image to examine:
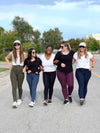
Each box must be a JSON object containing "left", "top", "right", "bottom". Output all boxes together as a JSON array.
[
  {"left": 17, "top": 99, "right": 22, "bottom": 106},
  {"left": 12, "top": 102, "right": 17, "bottom": 108},
  {"left": 29, "top": 101, "right": 35, "bottom": 107},
  {"left": 43, "top": 100, "right": 48, "bottom": 106}
]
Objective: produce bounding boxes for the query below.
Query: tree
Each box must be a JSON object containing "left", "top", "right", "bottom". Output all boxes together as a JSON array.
[
  {"left": 33, "top": 30, "right": 41, "bottom": 44},
  {"left": 12, "top": 16, "right": 34, "bottom": 42},
  {"left": 42, "top": 28, "right": 63, "bottom": 49},
  {"left": 86, "top": 38, "right": 99, "bottom": 51},
  {"left": 0, "top": 27, "right": 4, "bottom": 36}
]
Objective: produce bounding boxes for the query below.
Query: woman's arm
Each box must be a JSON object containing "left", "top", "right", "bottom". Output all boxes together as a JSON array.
[
  {"left": 5, "top": 51, "right": 13, "bottom": 69},
  {"left": 72, "top": 58, "right": 76, "bottom": 64},
  {"left": 23, "top": 52, "right": 27, "bottom": 59},
  {"left": 89, "top": 57, "right": 96, "bottom": 71}
]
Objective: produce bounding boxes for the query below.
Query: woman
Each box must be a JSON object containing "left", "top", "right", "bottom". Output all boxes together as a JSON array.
[
  {"left": 23, "top": 48, "right": 43, "bottom": 107},
  {"left": 40, "top": 46, "right": 56, "bottom": 105},
  {"left": 73, "top": 42, "right": 96, "bottom": 105},
  {"left": 5, "top": 40, "right": 27, "bottom": 108},
  {"left": 54, "top": 41, "right": 74, "bottom": 104}
]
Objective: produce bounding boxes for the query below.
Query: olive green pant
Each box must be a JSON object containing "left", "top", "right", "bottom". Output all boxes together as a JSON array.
[{"left": 10, "top": 66, "right": 24, "bottom": 101}]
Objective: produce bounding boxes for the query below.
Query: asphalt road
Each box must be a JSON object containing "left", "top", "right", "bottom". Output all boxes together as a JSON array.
[{"left": 0, "top": 55, "right": 100, "bottom": 133}]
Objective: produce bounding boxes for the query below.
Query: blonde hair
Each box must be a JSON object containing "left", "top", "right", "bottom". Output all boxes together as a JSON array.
[
  {"left": 77, "top": 46, "right": 88, "bottom": 59},
  {"left": 62, "top": 41, "right": 71, "bottom": 51}
]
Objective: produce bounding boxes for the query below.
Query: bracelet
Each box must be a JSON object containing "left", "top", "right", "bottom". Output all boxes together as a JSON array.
[{"left": 91, "top": 66, "right": 94, "bottom": 68}]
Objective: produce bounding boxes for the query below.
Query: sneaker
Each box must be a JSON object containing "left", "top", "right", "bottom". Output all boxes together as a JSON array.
[
  {"left": 64, "top": 100, "right": 69, "bottom": 104},
  {"left": 80, "top": 99, "right": 85, "bottom": 106},
  {"left": 68, "top": 96, "right": 72, "bottom": 103},
  {"left": 48, "top": 100, "right": 52, "bottom": 104},
  {"left": 43, "top": 100, "right": 48, "bottom": 106},
  {"left": 17, "top": 99, "right": 22, "bottom": 106},
  {"left": 29, "top": 101, "right": 35, "bottom": 107},
  {"left": 12, "top": 102, "right": 17, "bottom": 108}
]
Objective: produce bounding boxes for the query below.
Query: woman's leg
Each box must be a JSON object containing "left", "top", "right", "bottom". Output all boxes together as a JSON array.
[
  {"left": 83, "top": 70, "right": 91, "bottom": 99},
  {"left": 49, "top": 72, "right": 56, "bottom": 100},
  {"left": 31, "top": 74, "right": 39, "bottom": 102},
  {"left": 75, "top": 69, "right": 85, "bottom": 99},
  {"left": 57, "top": 70, "right": 68, "bottom": 100},
  {"left": 17, "top": 66, "right": 24, "bottom": 99},
  {"left": 10, "top": 67, "right": 17, "bottom": 102},
  {"left": 66, "top": 72, "right": 74, "bottom": 96},
  {"left": 43, "top": 72, "right": 49, "bottom": 100},
  {"left": 27, "top": 74, "right": 33, "bottom": 98}
]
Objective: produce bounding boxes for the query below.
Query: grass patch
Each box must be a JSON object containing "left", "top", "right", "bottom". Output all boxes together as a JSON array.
[{"left": 0, "top": 68, "right": 9, "bottom": 72}]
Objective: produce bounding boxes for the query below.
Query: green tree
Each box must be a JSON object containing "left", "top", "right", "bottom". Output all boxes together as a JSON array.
[
  {"left": 12, "top": 16, "right": 34, "bottom": 42},
  {"left": 0, "top": 27, "right": 4, "bottom": 36},
  {"left": 33, "top": 30, "right": 41, "bottom": 44},
  {"left": 42, "top": 28, "right": 63, "bottom": 49},
  {"left": 86, "top": 38, "right": 99, "bottom": 51}
]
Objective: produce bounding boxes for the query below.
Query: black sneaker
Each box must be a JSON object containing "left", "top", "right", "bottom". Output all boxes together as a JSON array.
[
  {"left": 48, "top": 101, "right": 52, "bottom": 104},
  {"left": 68, "top": 96, "right": 72, "bottom": 103},
  {"left": 64, "top": 100, "right": 69, "bottom": 104}
]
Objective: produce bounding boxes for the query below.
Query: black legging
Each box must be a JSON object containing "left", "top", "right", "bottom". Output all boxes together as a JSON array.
[{"left": 43, "top": 71, "right": 56, "bottom": 100}]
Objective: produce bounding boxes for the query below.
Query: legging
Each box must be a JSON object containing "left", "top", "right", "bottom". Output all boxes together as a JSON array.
[
  {"left": 57, "top": 70, "right": 74, "bottom": 100},
  {"left": 75, "top": 68, "right": 91, "bottom": 99},
  {"left": 10, "top": 65, "right": 24, "bottom": 101},
  {"left": 43, "top": 71, "right": 56, "bottom": 100}
]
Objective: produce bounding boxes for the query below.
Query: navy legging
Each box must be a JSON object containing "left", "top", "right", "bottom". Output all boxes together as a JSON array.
[{"left": 75, "top": 68, "right": 91, "bottom": 99}]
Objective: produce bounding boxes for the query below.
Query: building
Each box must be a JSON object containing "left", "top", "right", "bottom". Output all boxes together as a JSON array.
[{"left": 85, "top": 34, "right": 100, "bottom": 41}]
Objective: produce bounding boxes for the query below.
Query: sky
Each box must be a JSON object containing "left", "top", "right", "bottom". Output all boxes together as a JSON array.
[{"left": 0, "top": 0, "right": 100, "bottom": 40}]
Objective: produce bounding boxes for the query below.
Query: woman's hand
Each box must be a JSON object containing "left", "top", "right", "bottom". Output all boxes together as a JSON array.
[
  {"left": 39, "top": 65, "right": 44, "bottom": 71},
  {"left": 54, "top": 60, "right": 59, "bottom": 64},
  {"left": 9, "top": 64, "right": 13, "bottom": 70},
  {"left": 35, "top": 72, "right": 39, "bottom": 75},
  {"left": 61, "top": 63, "right": 66, "bottom": 67},
  {"left": 89, "top": 67, "right": 93, "bottom": 71},
  {"left": 28, "top": 70, "right": 32, "bottom": 74},
  {"left": 23, "top": 68, "right": 26, "bottom": 73}
]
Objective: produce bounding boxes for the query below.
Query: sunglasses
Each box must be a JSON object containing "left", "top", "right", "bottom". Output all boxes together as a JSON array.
[
  {"left": 32, "top": 52, "right": 36, "bottom": 54},
  {"left": 60, "top": 46, "right": 64, "bottom": 49},
  {"left": 14, "top": 43, "right": 20, "bottom": 46},
  {"left": 79, "top": 46, "right": 85, "bottom": 48}
]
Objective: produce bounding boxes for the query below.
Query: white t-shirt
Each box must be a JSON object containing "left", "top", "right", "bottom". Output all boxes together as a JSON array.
[
  {"left": 73, "top": 52, "right": 93, "bottom": 69},
  {"left": 40, "top": 54, "right": 56, "bottom": 72},
  {"left": 12, "top": 55, "right": 24, "bottom": 66}
]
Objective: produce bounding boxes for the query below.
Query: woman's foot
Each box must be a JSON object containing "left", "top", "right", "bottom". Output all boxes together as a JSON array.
[
  {"left": 29, "top": 101, "right": 35, "bottom": 107},
  {"left": 80, "top": 99, "right": 85, "bottom": 105},
  {"left": 43, "top": 100, "right": 48, "bottom": 106},
  {"left": 48, "top": 100, "right": 52, "bottom": 104},
  {"left": 64, "top": 99, "right": 69, "bottom": 104},
  {"left": 68, "top": 96, "right": 72, "bottom": 103},
  {"left": 12, "top": 101, "right": 17, "bottom": 108},
  {"left": 17, "top": 99, "right": 22, "bottom": 106}
]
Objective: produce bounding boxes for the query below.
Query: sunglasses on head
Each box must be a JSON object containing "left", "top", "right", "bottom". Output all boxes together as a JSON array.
[
  {"left": 14, "top": 43, "right": 20, "bottom": 46},
  {"left": 79, "top": 46, "right": 85, "bottom": 48}
]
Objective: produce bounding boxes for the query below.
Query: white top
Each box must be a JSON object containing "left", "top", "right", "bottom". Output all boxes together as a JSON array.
[
  {"left": 12, "top": 55, "right": 24, "bottom": 66},
  {"left": 40, "top": 54, "right": 56, "bottom": 72},
  {"left": 73, "top": 52, "right": 93, "bottom": 69}
]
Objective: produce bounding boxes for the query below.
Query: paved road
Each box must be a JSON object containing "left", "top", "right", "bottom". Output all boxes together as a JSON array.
[{"left": 0, "top": 55, "right": 100, "bottom": 133}]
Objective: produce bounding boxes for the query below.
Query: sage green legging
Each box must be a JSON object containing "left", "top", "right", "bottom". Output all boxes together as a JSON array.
[{"left": 10, "top": 65, "right": 24, "bottom": 101}]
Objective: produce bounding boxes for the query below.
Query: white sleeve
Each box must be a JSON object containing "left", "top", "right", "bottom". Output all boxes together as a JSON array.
[
  {"left": 88, "top": 52, "right": 93, "bottom": 59},
  {"left": 73, "top": 52, "right": 77, "bottom": 60}
]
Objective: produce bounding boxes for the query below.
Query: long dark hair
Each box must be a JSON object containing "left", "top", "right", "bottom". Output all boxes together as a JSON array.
[{"left": 13, "top": 44, "right": 24, "bottom": 63}]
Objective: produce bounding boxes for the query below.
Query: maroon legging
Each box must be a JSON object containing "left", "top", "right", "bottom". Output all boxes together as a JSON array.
[{"left": 57, "top": 70, "right": 74, "bottom": 100}]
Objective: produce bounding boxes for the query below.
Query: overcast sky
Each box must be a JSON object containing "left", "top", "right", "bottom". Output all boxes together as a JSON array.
[{"left": 0, "top": 0, "right": 100, "bottom": 40}]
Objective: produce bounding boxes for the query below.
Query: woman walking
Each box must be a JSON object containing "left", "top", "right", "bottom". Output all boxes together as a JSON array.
[
  {"left": 23, "top": 48, "right": 43, "bottom": 107},
  {"left": 73, "top": 42, "right": 96, "bottom": 105},
  {"left": 54, "top": 41, "right": 74, "bottom": 104},
  {"left": 40, "top": 46, "right": 56, "bottom": 105},
  {"left": 5, "top": 40, "right": 27, "bottom": 108}
]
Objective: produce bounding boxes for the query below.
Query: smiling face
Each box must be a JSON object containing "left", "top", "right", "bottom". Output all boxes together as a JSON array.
[
  {"left": 31, "top": 49, "right": 36, "bottom": 57},
  {"left": 46, "top": 46, "right": 53, "bottom": 55},
  {"left": 79, "top": 46, "right": 86, "bottom": 52},
  {"left": 14, "top": 43, "right": 21, "bottom": 50},
  {"left": 60, "top": 43, "right": 68, "bottom": 52}
]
